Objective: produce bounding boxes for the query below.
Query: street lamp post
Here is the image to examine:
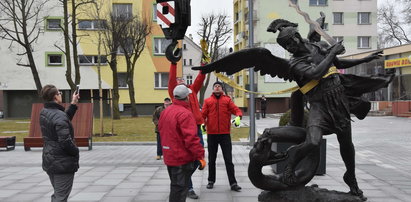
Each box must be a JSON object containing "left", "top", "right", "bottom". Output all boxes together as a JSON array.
[{"left": 248, "top": 0, "right": 256, "bottom": 146}]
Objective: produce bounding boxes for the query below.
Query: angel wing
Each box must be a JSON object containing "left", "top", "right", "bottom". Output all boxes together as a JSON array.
[{"left": 192, "top": 47, "right": 293, "bottom": 81}]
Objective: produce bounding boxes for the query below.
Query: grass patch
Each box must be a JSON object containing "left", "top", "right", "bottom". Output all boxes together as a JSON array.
[
  {"left": 0, "top": 119, "right": 30, "bottom": 142},
  {"left": 0, "top": 117, "right": 250, "bottom": 142}
]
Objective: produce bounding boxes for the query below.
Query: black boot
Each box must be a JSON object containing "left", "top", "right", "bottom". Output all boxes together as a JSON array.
[{"left": 343, "top": 172, "right": 367, "bottom": 201}]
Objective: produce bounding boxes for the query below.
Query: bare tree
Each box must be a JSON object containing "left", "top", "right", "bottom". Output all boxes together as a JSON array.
[
  {"left": 100, "top": 14, "right": 130, "bottom": 119},
  {"left": 118, "top": 14, "right": 152, "bottom": 117},
  {"left": 197, "top": 13, "right": 232, "bottom": 105},
  {"left": 84, "top": 1, "right": 105, "bottom": 136},
  {"left": 57, "top": 0, "right": 94, "bottom": 92},
  {"left": 0, "top": 0, "right": 49, "bottom": 95},
  {"left": 378, "top": 1, "right": 411, "bottom": 48},
  {"left": 397, "top": 0, "right": 411, "bottom": 24}
]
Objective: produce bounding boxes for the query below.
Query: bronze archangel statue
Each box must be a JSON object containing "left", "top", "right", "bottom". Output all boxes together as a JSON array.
[{"left": 193, "top": 17, "right": 394, "bottom": 201}]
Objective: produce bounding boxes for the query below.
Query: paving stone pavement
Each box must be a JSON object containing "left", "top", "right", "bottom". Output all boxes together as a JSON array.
[{"left": 0, "top": 116, "right": 410, "bottom": 202}]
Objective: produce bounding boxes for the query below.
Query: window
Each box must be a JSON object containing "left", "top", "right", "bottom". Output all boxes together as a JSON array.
[
  {"left": 358, "top": 36, "right": 371, "bottom": 48},
  {"left": 183, "top": 59, "right": 187, "bottom": 66},
  {"left": 113, "top": 4, "right": 132, "bottom": 19},
  {"left": 152, "top": 4, "right": 157, "bottom": 21},
  {"left": 118, "top": 39, "right": 134, "bottom": 54},
  {"left": 183, "top": 44, "right": 187, "bottom": 50},
  {"left": 79, "top": 55, "right": 108, "bottom": 65},
  {"left": 235, "top": 12, "right": 240, "bottom": 23},
  {"left": 333, "top": 12, "right": 344, "bottom": 24},
  {"left": 309, "top": 0, "right": 327, "bottom": 6},
  {"left": 154, "top": 38, "right": 172, "bottom": 55},
  {"left": 78, "top": 20, "right": 107, "bottom": 30},
  {"left": 358, "top": 12, "right": 371, "bottom": 24},
  {"left": 46, "top": 53, "right": 64, "bottom": 67},
  {"left": 323, "top": 23, "right": 329, "bottom": 30},
  {"left": 46, "top": 19, "right": 62, "bottom": 30},
  {"left": 189, "top": 59, "right": 192, "bottom": 66},
  {"left": 186, "top": 75, "right": 193, "bottom": 85},
  {"left": 118, "top": 73, "right": 128, "bottom": 88},
  {"left": 333, "top": 36, "right": 344, "bottom": 43},
  {"left": 155, "top": 72, "right": 169, "bottom": 88}
]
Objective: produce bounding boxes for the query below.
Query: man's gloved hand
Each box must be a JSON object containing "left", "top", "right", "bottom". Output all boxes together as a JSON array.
[
  {"left": 233, "top": 116, "right": 241, "bottom": 127},
  {"left": 198, "top": 159, "right": 206, "bottom": 170},
  {"left": 200, "top": 124, "right": 206, "bottom": 134}
]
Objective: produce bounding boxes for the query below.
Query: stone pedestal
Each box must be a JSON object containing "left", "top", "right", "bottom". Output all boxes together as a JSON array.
[{"left": 258, "top": 184, "right": 365, "bottom": 202}]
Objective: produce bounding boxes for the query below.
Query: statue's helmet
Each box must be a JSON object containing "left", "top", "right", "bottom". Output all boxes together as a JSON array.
[
  {"left": 267, "top": 19, "right": 299, "bottom": 48},
  {"left": 276, "top": 27, "right": 299, "bottom": 47}
]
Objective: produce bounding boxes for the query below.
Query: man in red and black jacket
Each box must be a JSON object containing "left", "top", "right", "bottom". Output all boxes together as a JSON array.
[
  {"left": 168, "top": 62, "right": 206, "bottom": 199},
  {"left": 202, "top": 81, "right": 243, "bottom": 192},
  {"left": 159, "top": 85, "right": 206, "bottom": 202},
  {"left": 168, "top": 63, "right": 205, "bottom": 141}
]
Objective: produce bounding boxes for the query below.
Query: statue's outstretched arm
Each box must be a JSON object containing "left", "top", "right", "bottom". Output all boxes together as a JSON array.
[{"left": 334, "top": 50, "right": 383, "bottom": 69}]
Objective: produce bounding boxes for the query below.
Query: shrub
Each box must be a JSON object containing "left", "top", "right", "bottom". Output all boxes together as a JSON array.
[{"left": 279, "top": 109, "right": 309, "bottom": 127}]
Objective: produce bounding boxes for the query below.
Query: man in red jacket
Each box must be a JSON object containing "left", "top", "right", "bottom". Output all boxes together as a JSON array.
[
  {"left": 159, "top": 85, "right": 206, "bottom": 202},
  {"left": 168, "top": 63, "right": 205, "bottom": 199},
  {"left": 202, "top": 81, "right": 243, "bottom": 192}
]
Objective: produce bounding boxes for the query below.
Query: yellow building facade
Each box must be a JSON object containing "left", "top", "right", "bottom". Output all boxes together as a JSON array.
[
  {"left": 75, "top": 0, "right": 182, "bottom": 113},
  {"left": 232, "top": 0, "right": 249, "bottom": 108}
]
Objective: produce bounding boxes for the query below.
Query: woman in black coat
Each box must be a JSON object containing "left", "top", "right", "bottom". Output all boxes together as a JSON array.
[{"left": 40, "top": 84, "right": 79, "bottom": 202}]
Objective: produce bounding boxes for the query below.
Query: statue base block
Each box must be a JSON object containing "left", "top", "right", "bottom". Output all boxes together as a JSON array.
[{"left": 258, "top": 184, "right": 365, "bottom": 202}]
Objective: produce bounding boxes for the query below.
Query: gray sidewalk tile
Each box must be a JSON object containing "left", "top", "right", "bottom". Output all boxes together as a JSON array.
[
  {"left": 133, "top": 192, "right": 168, "bottom": 201},
  {"left": 140, "top": 185, "right": 169, "bottom": 193},
  {"left": 70, "top": 192, "right": 106, "bottom": 201},
  {"left": 116, "top": 182, "right": 145, "bottom": 189},
  {"left": 24, "top": 185, "right": 52, "bottom": 194},
  {"left": 0, "top": 116, "right": 410, "bottom": 201},
  {"left": 83, "top": 185, "right": 115, "bottom": 192},
  {"left": 0, "top": 190, "right": 21, "bottom": 198},
  {"left": 94, "top": 178, "right": 124, "bottom": 186},
  {"left": 106, "top": 188, "right": 139, "bottom": 197},
  {"left": 100, "top": 196, "right": 135, "bottom": 202},
  {"left": 3, "top": 193, "right": 43, "bottom": 202}
]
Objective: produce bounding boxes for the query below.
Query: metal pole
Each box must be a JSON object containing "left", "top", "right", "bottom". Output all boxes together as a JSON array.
[{"left": 248, "top": 0, "right": 256, "bottom": 146}]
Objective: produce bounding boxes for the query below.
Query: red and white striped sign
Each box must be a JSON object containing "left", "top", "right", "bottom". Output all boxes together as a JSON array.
[{"left": 157, "top": 1, "right": 175, "bottom": 28}]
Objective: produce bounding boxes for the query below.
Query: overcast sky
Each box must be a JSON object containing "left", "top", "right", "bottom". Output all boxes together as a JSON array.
[{"left": 186, "top": 0, "right": 234, "bottom": 47}]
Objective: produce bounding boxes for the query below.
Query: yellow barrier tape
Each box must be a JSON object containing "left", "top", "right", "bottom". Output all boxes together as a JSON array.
[
  {"left": 214, "top": 72, "right": 299, "bottom": 95},
  {"left": 213, "top": 66, "right": 339, "bottom": 95},
  {"left": 299, "top": 66, "right": 339, "bottom": 94}
]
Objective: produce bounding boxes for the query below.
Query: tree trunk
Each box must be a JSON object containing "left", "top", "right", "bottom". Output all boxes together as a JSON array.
[
  {"left": 111, "top": 65, "right": 121, "bottom": 120},
  {"left": 63, "top": 0, "right": 75, "bottom": 90},
  {"left": 26, "top": 46, "right": 42, "bottom": 95},
  {"left": 21, "top": 1, "right": 42, "bottom": 95},
  {"left": 126, "top": 62, "right": 138, "bottom": 117},
  {"left": 71, "top": 0, "right": 80, "bottom": 87},
  {"left": 97, "top": 29, "right": 104, "bottom": 137},
  {"left": 127, "top": 79, "right": 138, "bottom": 117},
  {"left": 199, "top": 73, "right": 211, "bottom": 105}
]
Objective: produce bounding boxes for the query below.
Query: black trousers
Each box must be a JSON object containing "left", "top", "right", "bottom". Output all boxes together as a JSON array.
[
  {"left": 48, "top": 173, "right": 75, "bottom": 202},
  {"left": 261, "top": 108, "right": 266, "bottom": 118},
  {"left": 207, "top": 134, "right": 237, "bottom": 185},
  {"left": 167, "top": 162, "right": 196, "bottom": 202},
  {"left": 156, "top": 132, "right": 162, "bottom": 156}
]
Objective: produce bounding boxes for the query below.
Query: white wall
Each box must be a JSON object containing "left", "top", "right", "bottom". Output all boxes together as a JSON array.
[
  {"left": 182, "top": 36, "right": 217, "bottom": 100},
  {"left": 0, "top": 0, "right": 110, "bottom": 91}
]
